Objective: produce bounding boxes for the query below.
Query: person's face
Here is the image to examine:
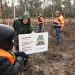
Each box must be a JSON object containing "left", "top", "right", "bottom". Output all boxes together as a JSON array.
[
  {"left": 23, "top": 18, "right": 29, "bottom": 24},
  {"left": 55, "top": 12, "right": 60, "bottom": 17}
]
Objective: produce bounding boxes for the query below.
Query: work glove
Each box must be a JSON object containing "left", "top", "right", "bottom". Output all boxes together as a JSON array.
[{"left": 15, "top": 51, "right": 27, "bottom": 59}]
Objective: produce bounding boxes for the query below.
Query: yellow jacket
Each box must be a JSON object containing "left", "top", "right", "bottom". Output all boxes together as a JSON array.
[{"left": 54, "top": 15, "right": 64, "bottom": 30}]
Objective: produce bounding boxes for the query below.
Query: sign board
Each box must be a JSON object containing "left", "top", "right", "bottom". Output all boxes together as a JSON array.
[{"left": 19, "top": 32, "right": 48, "bottom": 54}]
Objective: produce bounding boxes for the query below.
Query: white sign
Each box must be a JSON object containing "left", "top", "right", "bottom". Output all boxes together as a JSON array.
[{"left": 19, "top": 32, "right": 48, "bottom": 54}]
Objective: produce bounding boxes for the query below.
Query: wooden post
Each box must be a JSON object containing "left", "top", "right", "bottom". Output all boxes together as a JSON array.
[
  {"left": 12, "top": 0, "right": 15, "bottom": 19},
  {"left": 19, "top": 60, "right": 24, "bottom": 75},
  {"left": 32, "top": 54, "right": 36, "bottom": 75}
]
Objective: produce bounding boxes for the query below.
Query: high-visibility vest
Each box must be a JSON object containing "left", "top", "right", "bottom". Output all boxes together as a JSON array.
[
  {"left": 38, "top": 16, "right": 43, "bottom": 22},
  {"left": 54, "top": 15, "right": 64, "bottom": 26},
  {"left": 0, "top": 49, "right": 15, "bottom": 64}
]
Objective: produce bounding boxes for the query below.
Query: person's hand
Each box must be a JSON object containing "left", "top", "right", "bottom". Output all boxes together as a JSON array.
[
  {"left": 15, "top": 52, "right": 27, "bottom": 59},
  {"left": 61, "top": 24, "right": 64, "bottom": 31},
  {"left": 32, "top": 31, "right": 35, "bottom": 34},
  {"left": 61, "top": 26, "right": 64, "bottom": 31}
]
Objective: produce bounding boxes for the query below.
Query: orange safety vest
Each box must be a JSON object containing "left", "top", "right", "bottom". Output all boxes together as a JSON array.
[
  {"left": 38, "top": 16, "right": 43, "bottom": 22},
  {"left": 0, "top": 49, "right": 15, "bottom": 64},
  {"left": 54, "top": 15, "right": 64, "bottom": 26}
]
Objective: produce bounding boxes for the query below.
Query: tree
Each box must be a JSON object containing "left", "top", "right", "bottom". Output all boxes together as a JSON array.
[
  {"left": 32, "top": 0, "right": 42, "bottom": 17},
  {"left": 71, "top": 0, "right": 75, "bottom": 17},
  {"left": 43, "top": 4, "right": 53, "bottom": 17},
  {"left": 0, "top": 0, "right": 75, "bottom": 18},
  {"left": 52, "top": 0, "right": 62, "bottom": 12},
  {"left": 62, "top": 0, "right": 72, "bottom": 17},
  {"left": 28, "top": 0, "right": 34, "bottom": 16}
]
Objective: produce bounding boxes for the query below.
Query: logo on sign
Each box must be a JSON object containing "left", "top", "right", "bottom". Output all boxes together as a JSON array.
[{"left": 36, "top": 35, "right": 45, "bottom": 45}]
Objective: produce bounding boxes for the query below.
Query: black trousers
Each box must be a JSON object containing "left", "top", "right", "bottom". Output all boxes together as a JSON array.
[{"left": 38, "top": 23, "right": 43, "bottom": 32}]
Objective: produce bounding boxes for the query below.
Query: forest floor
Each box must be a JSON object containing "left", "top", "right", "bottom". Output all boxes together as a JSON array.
[
  {"left": 24, "top": 21, "right": 75, "bottom": 75},
  {"left": 0, "top": 19, "right": 75, "bottom": 75}
]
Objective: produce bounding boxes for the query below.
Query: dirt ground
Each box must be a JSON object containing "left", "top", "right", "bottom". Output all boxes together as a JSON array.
[
  {"left": 24, "top": 21, "right": 75, "bottom": 75},
  {"left": 0, "top": 19, "right": 75, "bottom": 75}
]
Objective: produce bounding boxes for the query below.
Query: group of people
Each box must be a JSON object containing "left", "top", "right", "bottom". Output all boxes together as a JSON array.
[
  {"left": 38, "top": 11, "right": 64, "bottom": 45},
  {"left": 0, "top": 10, "right": 64, "bottom": 75},
  {"left": 0, "top": 11, "right": 32, "bottom": 75}
]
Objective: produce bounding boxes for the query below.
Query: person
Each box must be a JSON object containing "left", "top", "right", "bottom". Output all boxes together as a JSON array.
[
  {"left": 38, "top": 14, "right": 44, "bottom": 32},
  {"left": 13, "top": 11, "right": 33, "bottom": 67},
  {"left": 0, "top": 24, "right": 27, "bottom": 75},
  {"left": 53, "top": 11, "right": 64, "bottom": 45},
  {"left": 13, "top": 11, "right": 33, "bottom": 51}
]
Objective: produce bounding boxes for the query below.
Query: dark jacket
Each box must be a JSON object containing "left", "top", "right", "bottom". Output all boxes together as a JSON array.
[
  {"left": 0, "top": 49, "right": 23, "bottom": 75},
  {"left": 13, "top": 11, "right": 33, "bottom": 49}
]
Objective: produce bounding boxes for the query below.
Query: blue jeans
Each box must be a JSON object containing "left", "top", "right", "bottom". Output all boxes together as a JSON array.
[{"left": 55, "top": 26, "right": 61, "bottom": 44}]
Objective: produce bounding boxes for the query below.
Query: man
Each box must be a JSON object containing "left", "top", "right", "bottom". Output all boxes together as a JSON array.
[
  {"left": 13, "top": 11, "right": 33, "bottom": 51},
  {"left": 13, "top": 11, "right": 33, "bottom": 67},
  {"left": 53, "top": 11, "right": 64, "bottom": 45},
  {"left": 38, "top": 14, "right": 44, "bottom": 32},
  {"left": 0, "top": 24, "right": 27, "bottom": 75}
]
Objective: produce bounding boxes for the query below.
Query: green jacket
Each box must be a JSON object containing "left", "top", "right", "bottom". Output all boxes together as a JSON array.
[
  {"left": 13, "top": 19, "right": 33, "bottom": 34},
  {"left": 13, "top": 11, "right": 33, "bottom": 48}
]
